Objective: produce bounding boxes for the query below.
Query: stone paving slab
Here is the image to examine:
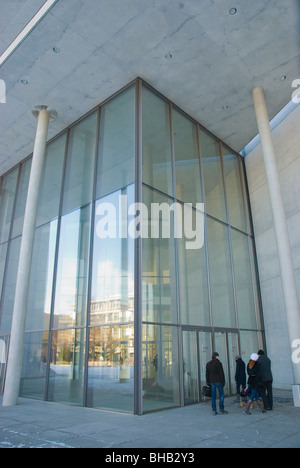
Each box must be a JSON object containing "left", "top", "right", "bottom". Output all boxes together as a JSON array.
[{"left": 0, "top": 391, "right": 299, "bottom": 449}]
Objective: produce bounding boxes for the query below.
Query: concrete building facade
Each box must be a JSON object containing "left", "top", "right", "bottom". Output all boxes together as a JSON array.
[{"left": 246, "top": 103, "right": 300, "bottom": 390}]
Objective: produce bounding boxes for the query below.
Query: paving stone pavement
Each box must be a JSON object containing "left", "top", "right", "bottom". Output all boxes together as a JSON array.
[{"left": 0, "top": 391, "right": 299, "bottom": 449}]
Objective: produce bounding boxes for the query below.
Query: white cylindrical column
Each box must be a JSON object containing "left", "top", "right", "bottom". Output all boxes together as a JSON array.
[
  {"left": 2, "top": 106, "right": 56, "bottom": 407},
  {"left": 252, "top": 87, "right": 300, "bottom": 404}
]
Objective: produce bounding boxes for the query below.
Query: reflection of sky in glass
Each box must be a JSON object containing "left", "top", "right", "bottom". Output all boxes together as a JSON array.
[
  {"left": 55, "top": 210, "right": 81, "bottom": 317},
  {"left": 44, "top": 220, "right": 59, "bottom": 316},
  {"left": 54, "top": 206, "right": 90, "bottom": 326},
  {"left": 92, "top": 185, "right": 135, "bottom": 302}
]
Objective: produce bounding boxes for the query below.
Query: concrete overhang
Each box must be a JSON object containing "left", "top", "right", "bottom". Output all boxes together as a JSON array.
[{"left": 0, "top": 0, "right": 299, "bottom": 175}]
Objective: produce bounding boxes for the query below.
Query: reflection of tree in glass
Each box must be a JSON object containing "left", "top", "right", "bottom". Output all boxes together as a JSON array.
[{"left": 101, "top": 328, "right": 120, "bottom": 366}]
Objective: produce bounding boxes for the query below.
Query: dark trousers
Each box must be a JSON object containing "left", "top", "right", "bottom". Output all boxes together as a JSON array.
[
  {"left": 210, "top": 383, "right": 224, "bottom": 413},
  {"left": 236, "top": 381, "right": 246, "bottom": 395},
  {"left": 260, "top": 381, "right": 273, "bottom": 409}
]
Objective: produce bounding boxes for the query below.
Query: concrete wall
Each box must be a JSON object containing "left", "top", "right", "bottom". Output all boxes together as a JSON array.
[{"left": 245, "top": 103, "right": 300, "bottom": 389}]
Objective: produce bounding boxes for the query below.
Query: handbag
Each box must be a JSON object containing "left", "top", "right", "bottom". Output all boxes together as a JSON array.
[{"left": 202, "top": 385, "right": 211, "bottom": 398}]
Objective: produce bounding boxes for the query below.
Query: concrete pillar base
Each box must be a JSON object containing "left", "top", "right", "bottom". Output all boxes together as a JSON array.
[{"left": 292, "top": 385, "right": 300, "bottom": 407}]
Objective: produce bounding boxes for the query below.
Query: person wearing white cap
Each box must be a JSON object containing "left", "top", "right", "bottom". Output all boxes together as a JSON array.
[{"left": 244, "top": 354, "right": 266, "bottom": 415}]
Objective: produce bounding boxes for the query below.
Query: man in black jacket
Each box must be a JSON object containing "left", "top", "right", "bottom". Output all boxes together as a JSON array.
[
  {"left": 257, "top": 350, "right": 273, "bottom": 410},
  {"left": 206, "top": 352, "right": 228, "bottom": 415}
]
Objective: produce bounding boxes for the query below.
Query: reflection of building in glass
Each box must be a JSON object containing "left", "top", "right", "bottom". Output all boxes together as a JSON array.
[
  {"left": 90, "top": 295, "right": 134, "bottom": 325},
  {"left": 0, "top": 79, "right": 264, "bottom": 414}
]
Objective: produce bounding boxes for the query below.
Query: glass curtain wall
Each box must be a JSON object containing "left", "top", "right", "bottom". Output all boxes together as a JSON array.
[
  {"left": 0, "top": 79, "right": 264, "bottom": 414},
  {"left": 140, "top": 83, "right": 263, "bottom": 411}
]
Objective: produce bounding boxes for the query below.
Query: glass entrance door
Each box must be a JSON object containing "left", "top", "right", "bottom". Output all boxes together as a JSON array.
[
  {"left": 182, "top": 328, "right": 238, "bottom": 405},
  {"left": 198, "top": 331, "right": 213, "bottom": 394},
  {"left": 214, "top": 331, "right": 239, "bottom": 396},
  {"left": 227, "top": 332, "right": 239, "bottom": 395},
  {"left": 182, "top": 329, "right": 212, "bottom": 405}
]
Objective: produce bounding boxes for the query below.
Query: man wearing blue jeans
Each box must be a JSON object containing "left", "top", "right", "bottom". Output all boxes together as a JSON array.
[{"left": 206, "top": 352, "right": 228, "bottom": 415}]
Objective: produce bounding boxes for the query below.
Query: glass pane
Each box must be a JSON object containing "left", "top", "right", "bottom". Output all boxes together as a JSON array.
[
  {"left": 182, "top": 330, "right": 199, "bottom": 404},
  {"left": 142, "top": 324, "right": 180, "bottom": 412},
  {"left": 36, "top": 134, "right": 66, "bottom": 227},
  {"left": 53, "top": 206, "right": 91, "bottom": 329},
  {"left": 0, "top": 242, "right": 8, "bottom": 299},
  {"left": 11, "top": 158, "right": 31, "bottom": 238},
  {"left": 87, "top": 325, "right": 134, "bottom": 412},
  {"left": 240, "top": 330, "right": 259, "bottom": 364},
  {"left": 142, "top": 86, "right": 173, "bottom": 197},
  {"left": 227, "top": 332, "right": 239, "bottom": 395},
  {"left": 249, "top": 238, "right": 262, "bottom": 329},
  {"left": 0, "top": 236, "right": 21, "bottom": 333},
  {"left": 26, "top": 221, "right": 58, "bottom": 331},
  {"left": 0, "top": 168, "right": 18, "bottom": 243},
  {"left": 207, "top": 218, "right": 236, "bottom": 328},
  {"left": 222, "top": 146, "right": 247, "bottom": 231},
  {"left": 178, "top": 221, "right": 210, "bottom": 327},
  {"left": 231, "top": 229, "right": 258, "bottom": 329},
  {"left": 48, "top": 328, "right": 85, "bottom": 406},
  {"left": 96, "top": 86, "right": 135, "bottom": 199},
  {"left": 240, "top": 160, "right": 252, "bottom": 235},
  {"left": 214, "top": 332, "right": 229, "bottom": 396},
  {"left": 91, "top": 186, "right": 135, "bottom": 326},
  {"left": 198, "top": 331, "right": 212, "bottom": 393},
  {"left": 20, "top": 331, "right": 49, "bottom": 400},
  {"left": 173, "top": 110, "right": 202, "bottom": 204},
  {"left": 62, "top": 111, "right": 97, "bottom": 215},
  {"left": 142, "top": 186, "right": 178, "bottom": 324},
  {"left": 200, "top": 130, "right": 227, "bottom": 222}
]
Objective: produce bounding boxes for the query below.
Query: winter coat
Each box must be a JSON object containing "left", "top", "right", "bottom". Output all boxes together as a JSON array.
[
  {"left": 257, "top": 354, "right": 273, "bottom": 382},
  {"left": 206, "top": 359, "right": 226, "bottom": 387},
  {"left": 247, "top": 360, "right": 260, "bottom": 390},
  {"left": 235, "top": 358, "right": 246, "bottom": 385}
]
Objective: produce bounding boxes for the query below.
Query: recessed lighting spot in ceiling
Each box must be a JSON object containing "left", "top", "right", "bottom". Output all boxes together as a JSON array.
[
  {"left": 21, "top": 79, "right": 29, "bottom": 85},
  {"left": 165, "top": 52, "right": 173, "bottom": 60},
  {"left": 279, "top": 75, "right": 287, "bottom": 81},
  {"left": 229, "top": 8, "right": 237, "bottom": 15},
  {"left": 222, "top": 105, "right": 230, "bottom": 110},
  {"left": 53, "top": 47, "right": 61, "bottom": 54},
  {"left": 0, "top": 0, "right": 59, "bottom": 67}
]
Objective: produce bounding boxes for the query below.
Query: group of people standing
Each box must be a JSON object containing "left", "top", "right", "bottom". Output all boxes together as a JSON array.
[{"left": 206, "top": 350, "right": 273, "bottom": 416}]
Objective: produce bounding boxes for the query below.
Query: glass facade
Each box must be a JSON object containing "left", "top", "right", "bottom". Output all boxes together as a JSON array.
[{"left": 0, "top": 79, "right": 264, "bottom": 414}]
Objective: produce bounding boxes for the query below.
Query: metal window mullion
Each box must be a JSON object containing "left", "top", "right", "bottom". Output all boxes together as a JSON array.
[
  {"left": 169, "top": 102, "right": 185, "bottom": 407},
  {"left": 240, "top": 156, "right": 253, "bottom": 236},
  {"left": 134, "top": 78, "right": 143, "bottom": 415},
  {"left": 220, "top": 142, "right": 240, "bottom": 331},
  {"left": 197, "top": 124, "right": 214, "bottom": 333}
]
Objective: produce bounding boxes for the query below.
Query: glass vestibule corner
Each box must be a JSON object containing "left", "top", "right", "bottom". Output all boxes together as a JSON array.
[{"left": 0, "top": 77, "right": 265, "bottom": 415}]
